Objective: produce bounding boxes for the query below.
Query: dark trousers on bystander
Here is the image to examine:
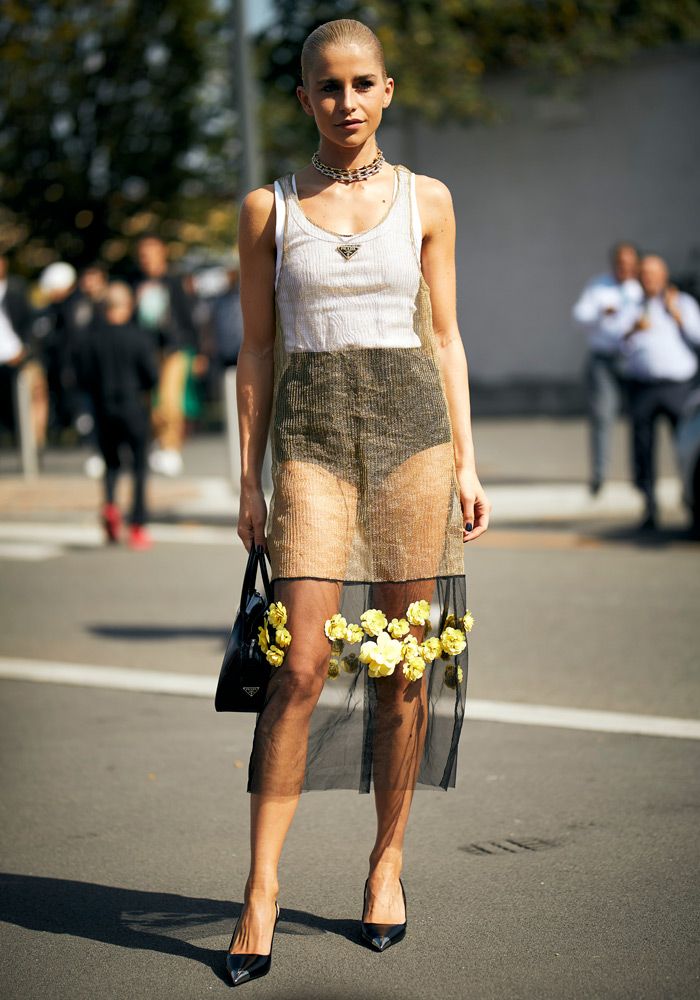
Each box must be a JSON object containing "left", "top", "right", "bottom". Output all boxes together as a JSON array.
[
  {"left": 625, "top": 377, "right": 694, "bottom": 518},
  {"left": 96, "top": 407, "right": 150, "bottom": 526}
]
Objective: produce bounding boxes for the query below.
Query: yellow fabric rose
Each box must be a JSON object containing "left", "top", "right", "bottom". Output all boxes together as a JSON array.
[
  {"left": 401, "top": 634, "right": 419, "bottom": 659},
  {"left": 419, "top": 636, "right": 442, "bottom": 662},
  {"left": 342, "top": 653, "right": 361, "bottom": 673},
  {"left": 257, "top": 623, "right": 269, "bottom": 653},
  {"left": 275, "top": 627, "right": 292, "bottom": 648},
  {"left": 444, "top": 664, "right": 464, "bottom": 688},
  {"left": 324, "top": 613, "right": 347, "bottom": 641},
  {"left": 344, "top": 622, "right": 364, "bottom": 644},
  {"left": 267, "top": 602, "right": 287, "bottom": 628},
  {"left": 462, "top": 610, "right": 475, "bottom": 633},
  {"left": 403, "top": 656, "right": 426, "bottom": 682},
  {"left": 360, "top": 609, "right": 388, "bottom": 636},
  {"left": 359, "top": 630, "right": 402, "bottom": 677},
  {"left": 265, "top": 645, "right": 285, "bottom": 668},
  {"left": 387, "top": 617, "right": 410, "bottom": 639},
  {"left": 406, "top": 600, "right": 431, "bottom": 626},
  {"left": 327, "top": 657, "right": 340, "bottom": 679},
  {"left": 440, "top": 626, "right": 467, "bottom": 656}
]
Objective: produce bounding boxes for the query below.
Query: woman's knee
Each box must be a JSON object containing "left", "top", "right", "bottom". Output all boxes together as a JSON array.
[{"left": 274, "top": 655, "right": 327, "bottom": 709}]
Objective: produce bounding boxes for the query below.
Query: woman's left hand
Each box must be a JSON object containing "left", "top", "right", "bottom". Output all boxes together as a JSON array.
[{"left": 457, "top": 466, "right": 491, "bottom": 542}]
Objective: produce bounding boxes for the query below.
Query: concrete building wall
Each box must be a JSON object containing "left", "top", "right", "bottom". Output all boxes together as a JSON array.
[{"left": 381, "top": 46, "right": 700, "bottom": 413}]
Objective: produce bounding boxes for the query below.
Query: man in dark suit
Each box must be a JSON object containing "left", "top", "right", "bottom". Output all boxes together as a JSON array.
[{"left": 80, "top": 282, "right": 158, "bottom": 549}]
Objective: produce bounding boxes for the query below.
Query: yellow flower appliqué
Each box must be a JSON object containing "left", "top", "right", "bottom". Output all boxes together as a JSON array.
[
  {"left": 257, "top": 624, "right": 270, "bottom": 654},
  {"left": 403, "top": 656, "right": 426, "bottom": 682},
  {"left": 265, "top": 645, "right": 284, "bottom": 668},
  {"left": 444, "top": 664, "right": 464, "bottom": 688},
  {"left": 440, "top": 626, "right": 467, "bottom": 656},
  {"left": 387, "top": 617, "right": 410, "bottom": 639},
  {"left": 462, "top": 610, "right": 475, "bottom": 633},
  {"left": 359, "top": 630, "right": 403, "bottom": 677},
  {"left": 275, "top": 627, "right": 292, "bottom": 649},
  {"left": 401, "top": 634, "right": 420, "bottom": 659},
  {"left": 267, "top": 602, "right": 287, "bottom": 629},
  {"left": 342, "top": 652, "right": 361, "bottom": 673},
  {"left": 419, "top": 636, "right": 442, "bottom": 662},
  {"left": 406, "top": 600, "right": 431, "bottom": 626},
  {"left": 360, "top": 609, "right": 389, "bottom": 636},
  {"left": 344, "top": 622, "right": 364, "bottom": 644},
  {"left": 324, "top": 613, "right": 347, "bottom": 641}
]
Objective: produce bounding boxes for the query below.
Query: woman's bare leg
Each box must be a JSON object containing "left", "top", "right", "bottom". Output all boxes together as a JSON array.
[
  {"left": 364, "top": 444, "right": 454, "bottom": 923},
  {"left": 363, "top": 581, "right": 431, "bottom": 924},
  {"left": 231, "top": 462, "right": 356, "bottom": 954}
]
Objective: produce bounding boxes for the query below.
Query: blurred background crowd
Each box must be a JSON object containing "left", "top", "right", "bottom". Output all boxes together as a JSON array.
[{"left": 1, "top": 0, "right": 700, "bottom": 538}]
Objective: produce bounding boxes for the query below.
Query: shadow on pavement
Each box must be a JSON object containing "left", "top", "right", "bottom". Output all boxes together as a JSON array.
[
  {"left": 87, "top": 625, "right": 229, "bottom": 642},
  {"left": 0, "top": 872, "right": 360, "bottom": 984}
]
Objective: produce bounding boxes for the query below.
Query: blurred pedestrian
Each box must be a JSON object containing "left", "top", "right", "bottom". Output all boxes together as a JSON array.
[
  {"left": 572, "top": 242, "right": 643, "bottom": 494},
  {"left": 78, "top": 263, "right": 109, "bottom": 318},
  {"left": 74, "top": 262, "right": 110, "bottom": 478},
  {"left": 201, "top": 257, "right": 244, "bottom": 370},
  {"left": 614, "top": 254, "right": 700, "bottom": 530},
  {"left": 37, "top": 261, "right": 81, "bottom": 437},
  {"left": 0, "top": 253, "right": 48, "bottom": 448},
  {"left": 37, "top": 260, "right": 108, "bottom": 473},
  {"left": 80, "top": 282, "right": 158, "bottom": 550},
  {"left": 134, "top": 234, "right": 200, "bottom": 476}
]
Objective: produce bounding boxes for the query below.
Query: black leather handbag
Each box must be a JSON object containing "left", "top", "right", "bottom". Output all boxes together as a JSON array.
[{"left": 215, "top": 543, "right": 274, "bottom": 712}]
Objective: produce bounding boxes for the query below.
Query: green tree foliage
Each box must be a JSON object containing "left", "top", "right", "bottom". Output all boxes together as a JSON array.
[
  {"left": 257, "top": 0, "right": 700, "bottom": 169},
  {"left": 0, "top": 0, "right": 235, "bottom": 273}
]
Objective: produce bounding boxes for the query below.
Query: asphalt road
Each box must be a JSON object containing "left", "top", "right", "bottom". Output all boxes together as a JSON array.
[{"left": 1, "top": 493, "right": 699, "bottom": 997}]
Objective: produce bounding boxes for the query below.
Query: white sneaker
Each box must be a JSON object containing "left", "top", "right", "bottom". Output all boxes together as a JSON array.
[
  {"left": 149, "top": 448, "right": 183, "bottom": 477},
  {"left": 84, "top": 453, "right": 105, "bottom": 479}
]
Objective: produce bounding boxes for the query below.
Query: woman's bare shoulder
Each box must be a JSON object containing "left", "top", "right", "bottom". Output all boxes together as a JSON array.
[
  {"left": 239, "top": 184, "right": 277, "bottom": 243},
  {"left": 413, "top": 173, "right": 454, "bottom": 211}
]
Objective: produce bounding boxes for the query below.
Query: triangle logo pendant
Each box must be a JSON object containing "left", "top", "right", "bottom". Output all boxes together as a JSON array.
[
  {"left": 243, "top": 686, "right": 260, "bottom": 697},
  {"left": 337, "top": 244, "right": 360, "bottom": 260}
]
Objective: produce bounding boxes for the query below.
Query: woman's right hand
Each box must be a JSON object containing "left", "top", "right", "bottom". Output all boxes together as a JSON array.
[{"left": 237, "top": 484, "right": 268, "bottom": 554}]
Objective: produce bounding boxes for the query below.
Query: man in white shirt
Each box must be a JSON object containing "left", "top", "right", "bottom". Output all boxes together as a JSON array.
[
  {"left": 572, "top": 242, "right": 643, "bottom": 494},
  {"left": 0, "top": 254, "right": 48, "bottom": 448},
  {"left": 613, "top": 254, "right": 700, "bottom": 530}
]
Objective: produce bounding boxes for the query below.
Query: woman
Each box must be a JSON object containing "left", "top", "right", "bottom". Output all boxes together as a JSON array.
[{"left": 228, "top": 18, "right": 491, "bottom": 986}]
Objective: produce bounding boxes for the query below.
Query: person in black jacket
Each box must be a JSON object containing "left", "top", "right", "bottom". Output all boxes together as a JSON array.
[{"left": 81, "top": 282, "right": 158, "bottom": 549}]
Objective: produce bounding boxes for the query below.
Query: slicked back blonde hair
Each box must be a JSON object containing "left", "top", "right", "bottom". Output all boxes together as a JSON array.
[{"left": 301, "top": 19, "right": 387, "bottom": 87}]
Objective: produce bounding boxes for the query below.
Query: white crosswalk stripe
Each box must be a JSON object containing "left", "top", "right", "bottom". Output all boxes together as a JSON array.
[{"left": 1, "top": 656, "right": 698, "bottom": 741}]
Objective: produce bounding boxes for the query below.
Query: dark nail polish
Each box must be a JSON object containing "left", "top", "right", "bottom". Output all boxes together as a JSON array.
[{"left": 466, "top": 522, "right": 473, "bottom": 532}]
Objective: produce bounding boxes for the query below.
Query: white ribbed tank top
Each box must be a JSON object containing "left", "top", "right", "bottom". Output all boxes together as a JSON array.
[{"left": 273, "top": 165, "right": 424, "bottom": 353}]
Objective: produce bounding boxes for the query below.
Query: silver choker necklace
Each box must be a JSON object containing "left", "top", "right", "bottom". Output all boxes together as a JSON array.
[{"left": 311, "top": 148, "right": 385, "bottom": 184}]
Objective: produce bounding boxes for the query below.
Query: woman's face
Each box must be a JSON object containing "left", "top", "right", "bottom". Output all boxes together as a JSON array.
[{"left": 297, "top": 43, "right": 394, "bottom": 150}]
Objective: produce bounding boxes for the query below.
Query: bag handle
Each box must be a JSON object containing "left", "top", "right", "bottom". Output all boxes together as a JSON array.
[
  {"left": 240, "top": 544, "right": 274, "bottom": 622},
  {"left": 256, "top": 544, "right": 274, "bottom": 604}
]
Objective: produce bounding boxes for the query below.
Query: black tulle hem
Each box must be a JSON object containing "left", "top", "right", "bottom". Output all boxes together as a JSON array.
[{"left": 245, "top": 573, "right": 469, "bottom": 795}]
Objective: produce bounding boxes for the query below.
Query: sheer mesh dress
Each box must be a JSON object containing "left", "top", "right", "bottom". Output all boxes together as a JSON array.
[{"left": 247, "top": 163, "right": 470, "bottom": 795}]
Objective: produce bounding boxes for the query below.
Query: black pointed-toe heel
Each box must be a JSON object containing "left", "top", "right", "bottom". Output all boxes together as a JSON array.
[
  {"left": 226, "top": 900, "right": 280, "bottom": 987},
  {"left": 360, "top": 877, "right": 407, "bottom": 952}
]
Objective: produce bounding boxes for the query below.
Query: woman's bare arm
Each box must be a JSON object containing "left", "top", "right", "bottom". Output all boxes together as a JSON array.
[
  {"left": 236, "top": 185, "right": 277, "bottom": 550},
  {"left": 417, "top": 174, "right": 491, "bottom": 542}
]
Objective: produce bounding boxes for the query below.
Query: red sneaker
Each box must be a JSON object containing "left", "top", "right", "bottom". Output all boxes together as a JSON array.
[
  {"left": 102, "top": 503, "right": 121, "bottom": 544},
  {"left": 128, "top": 525, "right": 153, "bottom": 551}
]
